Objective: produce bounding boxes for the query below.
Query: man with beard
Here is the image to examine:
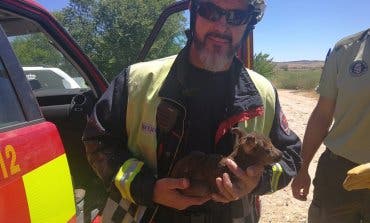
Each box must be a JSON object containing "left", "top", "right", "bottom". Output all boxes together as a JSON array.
[{"left": 83, "top": 0, "right": 302, "bottom": 222}]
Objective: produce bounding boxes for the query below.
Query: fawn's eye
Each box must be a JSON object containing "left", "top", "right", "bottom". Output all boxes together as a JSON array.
[{"left": 240, "top": 139, "right": 246, "bottom": 144}]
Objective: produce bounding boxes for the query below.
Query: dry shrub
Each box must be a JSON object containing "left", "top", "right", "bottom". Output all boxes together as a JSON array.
[{"left": 271, "top": 69, "right": 321, "bottom": 90}]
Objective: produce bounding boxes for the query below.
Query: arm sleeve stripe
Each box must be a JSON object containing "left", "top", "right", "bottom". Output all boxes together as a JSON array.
[
  {"left": 114, "top": 158, "right": 144, "bottom": 204},
  {"left": 271, "top": 163, "right": 283, "bottom": 192}
]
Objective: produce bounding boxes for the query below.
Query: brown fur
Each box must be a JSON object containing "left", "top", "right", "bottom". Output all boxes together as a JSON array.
[{"left": 170, "top": 128, "right": 283, "bottom": 197}]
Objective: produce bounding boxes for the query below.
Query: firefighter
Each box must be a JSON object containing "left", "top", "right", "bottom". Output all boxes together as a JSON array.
[
  {"left": 291, "top": 28, "right": 370, "bottom": 223},
  {"left": 83, "top": 0, "right": 302, "bottom": 222}
]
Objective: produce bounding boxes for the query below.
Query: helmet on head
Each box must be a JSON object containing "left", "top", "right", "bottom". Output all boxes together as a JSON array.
[
  {"left": 248, "top": 0, "right": 266, "bottom": 25},
  {"left": 187, "top": 0, "right": 266, "bottom": 40}
]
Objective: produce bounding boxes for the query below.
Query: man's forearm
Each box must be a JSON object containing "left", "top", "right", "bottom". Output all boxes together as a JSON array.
[{"left": 300, "top": 101, "right": 334, "bottom": 170}]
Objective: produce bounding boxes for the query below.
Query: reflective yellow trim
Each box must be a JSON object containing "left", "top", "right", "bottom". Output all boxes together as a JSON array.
[
  {"left": 127, "top": 55, "right": 176, "bottom": 171},
  {"left": 115, "top": 158, "right": 144, "bottom": 204},
  {"left": 240, "top": 69, "right": 276, "bottom": 136},
  {"left": 23, "top": 154, "right": 75, "bottom": 223},
  {"left": 271, "top": 163, "right": 283, "bottom": 192}
]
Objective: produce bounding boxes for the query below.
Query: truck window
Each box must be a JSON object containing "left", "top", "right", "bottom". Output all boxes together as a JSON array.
[
  {"left": 9, "top": 33, "right": 90, "bottom": 91},
  {"left": 0, "top": 58, "right": 26, "bottom": 128}
]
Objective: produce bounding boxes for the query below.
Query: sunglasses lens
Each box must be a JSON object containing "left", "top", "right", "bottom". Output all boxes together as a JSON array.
[
  {"left": 227, "top": 11, "right": 250, "bottom": 25},
  {"left": 197, "top": 2, "right": 222, "bottom": 22},
  {"left": 196, "top": 2, "right": 251, "bottom": 26}
]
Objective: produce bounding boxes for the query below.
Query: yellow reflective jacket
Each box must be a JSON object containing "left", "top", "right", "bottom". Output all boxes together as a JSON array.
[{"left": 83, "top": 49, "right": 302, "bottom": 222}]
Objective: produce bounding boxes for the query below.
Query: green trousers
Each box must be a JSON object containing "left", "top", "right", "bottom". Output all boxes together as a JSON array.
[{"left": 308, "top": 149, "right": 370, "bottom": 223}]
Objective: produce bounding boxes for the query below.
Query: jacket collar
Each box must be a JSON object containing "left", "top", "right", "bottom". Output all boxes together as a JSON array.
[
  {"left": 157, "top": 47, "right": 188, "bottom": 106},
  {"left": 158, "top": 46, "right": 263, "bottom": 116}
]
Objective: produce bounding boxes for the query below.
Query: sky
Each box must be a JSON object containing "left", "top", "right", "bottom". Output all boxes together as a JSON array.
[{"left": 37, "top": 0, "right": 370, "bottom": 62}]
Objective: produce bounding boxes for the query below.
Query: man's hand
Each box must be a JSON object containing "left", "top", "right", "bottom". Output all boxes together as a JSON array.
[
  {"left": 291, "top": 169, "right": 311, "bottom": 201},
  {"left": 212, "top": 158, "right": 263, "bottom": 203},
  {"left": 153, "top": 178, "right": 211, "bottom": 210}
]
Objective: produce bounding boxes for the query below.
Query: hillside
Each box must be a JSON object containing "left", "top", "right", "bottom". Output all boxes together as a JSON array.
[{"left": 275, "top": 60, "right": 324, "bottom": 70}]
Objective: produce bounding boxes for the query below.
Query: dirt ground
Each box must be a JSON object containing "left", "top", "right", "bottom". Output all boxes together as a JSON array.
[{"left": 259, "top": 89, "right": 326, "bottom": 223}]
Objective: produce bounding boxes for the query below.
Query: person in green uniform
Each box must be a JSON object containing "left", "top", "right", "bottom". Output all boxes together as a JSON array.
[{"left": 292, "top": 28, "right": 370, "bottom": 223}]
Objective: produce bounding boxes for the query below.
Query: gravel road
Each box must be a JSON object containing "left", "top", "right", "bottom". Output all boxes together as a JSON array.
[{"left": 259, "top": 89, "right": 326, "bottom": 223}]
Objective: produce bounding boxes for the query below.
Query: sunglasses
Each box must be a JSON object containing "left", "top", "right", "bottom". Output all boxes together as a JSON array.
[{"left": 194, "top": 2, "right": 254, "bottom": 26}]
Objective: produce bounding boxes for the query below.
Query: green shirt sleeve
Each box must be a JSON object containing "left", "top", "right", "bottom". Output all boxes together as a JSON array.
[{"left": 317, "top": 48, "right": 339, "bottom": 100}]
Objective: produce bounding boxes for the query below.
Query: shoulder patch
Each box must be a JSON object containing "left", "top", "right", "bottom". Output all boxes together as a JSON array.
[
  {"left": 349, "top": 60, "right": 368, "bottom": 77},
  {"left": 279, "top": 110, "right": 290, "bottom": 135}
]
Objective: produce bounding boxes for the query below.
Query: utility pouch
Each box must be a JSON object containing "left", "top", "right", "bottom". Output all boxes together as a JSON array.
[
  {"left": 156, "top": 99, "right": 185, "bottom": 178},
  {"left": 157, "top": 100, "right": 179, "bottom": 133}
]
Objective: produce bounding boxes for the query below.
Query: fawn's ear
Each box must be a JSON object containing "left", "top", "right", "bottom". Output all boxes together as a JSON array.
[
  {"left": 242, "top": 134, "right": 256, "bottom": 153},
  {"left": 231, "top": 127, "right": 244, "bottom": 139},
  {"left": 231, "top": 127, "right": 244, "bottom": 150}
]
